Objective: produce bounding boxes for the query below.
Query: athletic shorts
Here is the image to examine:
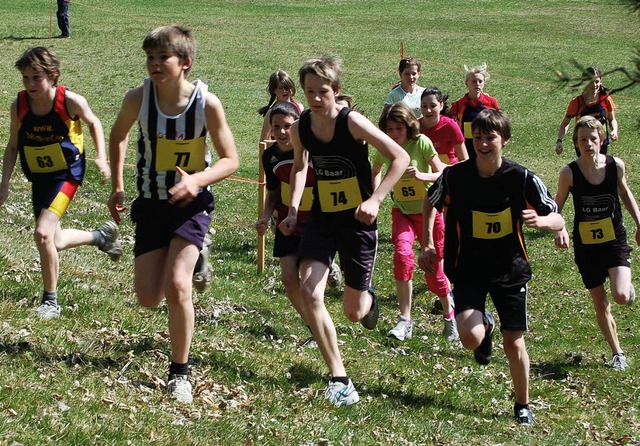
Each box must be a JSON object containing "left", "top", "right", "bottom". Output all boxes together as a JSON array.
[
  {"left": 273, "top": 227, "right": 301, "bottom": 258},
  {"left": 575, "top": 242, "right": 632, "bottom": 289},
  {"left": 452, "top": 279, "right": 529, "bottom": 332},
  {"left": 130, "top": 193, "right": 213, "bottom": 258},
  {"left": 298, "top": 218, "right": 377, "bottom": 291},
  {"left": 32, "top": 179, "right": 79, "bottom": 219}
]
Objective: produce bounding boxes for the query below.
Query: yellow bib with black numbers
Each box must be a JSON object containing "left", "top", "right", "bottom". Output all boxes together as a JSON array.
[
  {"left": 156, "top": 137, "right": 206, "bottom": 172},
  {"left": 24, "top": 143, "right": 67, "bottom": 173},
  {"left": 281, "top": 182, "right": 314, "bottom": 212},
  {"left": 317, "top": 177, "right": 362, "bottom": 212},
  {"left": 393, "top": 177, "right": 425, "bottom": 202},
  {"left": 578, "top": 218, "right": 615, "bottom": 244},
  {"left": 472, "top": 208, "right": 513, "bottom": 239}
]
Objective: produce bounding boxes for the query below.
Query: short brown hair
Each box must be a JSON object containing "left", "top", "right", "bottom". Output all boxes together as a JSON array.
[
  {"left": 143, "top": 25, "right": 196, "bottom": 76},
  {"left": 298, "top": 54, "right": 342, "bottom": 91},
  {"left": 15, "top": 47, "right": 61, "bottom": 86},
  {"left": 379, "top": 102, "right": 420, "bottom": 141},
  {"left": 471, "top": 109, "right": 511, "bottom": 140}
]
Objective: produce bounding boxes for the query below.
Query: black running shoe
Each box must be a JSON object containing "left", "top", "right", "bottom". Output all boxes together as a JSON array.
[
  {"left": 515, "top": 406, "right": 535, "bottom": 426},
  {"left": 474, "top": 310, "right": 495, "bottom": 365}
]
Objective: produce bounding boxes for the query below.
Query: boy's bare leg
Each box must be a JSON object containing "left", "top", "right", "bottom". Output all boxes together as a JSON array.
[
  {"left": 589, "top": 285, "right": 623, "bottom": 354},
  {"left": 609, "top": 266, "right": 634, "bottom": 306},
  {"left": 455, "top": 308, "right": 486, "bottom": 350},
  {"left": 280, "top": 255, "right": 308, "bottom": 325},
  {"left": 299, "top": 259, "right": 345, "bottom": 377},
  {"left": 503, "top": 330, "right": 529, "bottom": 405},
  {"left": 34, "top": 210, "right": 62, "bottom": 293},
  {"left": 164, "top": 237, "right": 199, "bottom": 364},
  {"left": 343, "top": 286, "right": 373, "bottom": 322}
]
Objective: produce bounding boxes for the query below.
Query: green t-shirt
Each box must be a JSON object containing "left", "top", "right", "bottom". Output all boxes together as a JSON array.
[{"left": 373, "top": 134, "right": 437, "bottom": 214}]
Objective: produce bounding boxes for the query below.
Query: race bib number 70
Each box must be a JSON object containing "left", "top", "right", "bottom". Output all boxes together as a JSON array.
[{"left": 472, "top": 208, "right": 513, "bottom": 239}]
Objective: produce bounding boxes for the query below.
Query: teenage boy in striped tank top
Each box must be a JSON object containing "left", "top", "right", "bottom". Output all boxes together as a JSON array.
[{"left": 108, "top": 26, "right": 239, "bottom": 404}]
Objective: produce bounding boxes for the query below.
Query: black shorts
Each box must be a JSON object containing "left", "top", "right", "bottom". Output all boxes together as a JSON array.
[
  {"left": 32, "top": 179, "right": 79, "bottom": 219},
  {"left": 298, "top": 218, "right": 377, "bottom": 291},
  {"left": 452, "top": 279, "right": 529, "bottom": 332},
  {"left": 130, "top": 193, "right": 213, "bottom": 258},
  {"left": 575, "top": 241, "right": 632, "bottom": 289},
  {"left": 273, "top": 227, "right": 301, "bottom": 258}
]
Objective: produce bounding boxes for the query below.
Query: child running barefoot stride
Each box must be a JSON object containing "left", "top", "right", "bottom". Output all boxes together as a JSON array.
[
  {"left": 555, "top": 116, "right": 639, "bottom": 371},
  {"left": 107, "top": 26, "right": 239, "bottom": 404},
  {"left": 0, "top": 47, "right": 121, "bottom": 320},
  {"left": 280, "top": 54, "right": 409, "bottom": 406},
  {"left": 373, "top": 103, "right": 457, "bottom": 342},
  {"left": 419, "top": 109, "right": 564, "bottom": 426}
]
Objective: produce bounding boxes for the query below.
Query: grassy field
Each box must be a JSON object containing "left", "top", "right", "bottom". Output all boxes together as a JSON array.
[{"left": 1, "top": 0, "right": 640, "bottom": 444}]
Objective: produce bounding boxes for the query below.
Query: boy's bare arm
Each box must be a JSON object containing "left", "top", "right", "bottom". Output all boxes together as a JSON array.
[
  {"left": 202, "top": 92, "right": 239, "bottom": 185},
  {"left": 66, "top": 91, "right": 109, "bottom": 184},
  {"left": 0, "top": 102, "right": 20, "bottom": 206},
  {"left": 279, "top": 122, "right": 308, "bottom": 236},
  {"left": 616, "top": 157, "right": 640, "bottom": 244},
  {"left": 107, "top": 87, "right": 142, "bottom": 222}
]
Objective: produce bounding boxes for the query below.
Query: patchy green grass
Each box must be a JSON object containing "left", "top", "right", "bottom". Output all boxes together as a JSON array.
[{"left": 0, "top": 0, "right": 639, "bottom": 444}]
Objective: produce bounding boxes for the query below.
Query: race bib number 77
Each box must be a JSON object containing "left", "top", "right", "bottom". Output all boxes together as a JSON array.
[{"left": 156, "top": 137, "right": 206, "bottom": 172}]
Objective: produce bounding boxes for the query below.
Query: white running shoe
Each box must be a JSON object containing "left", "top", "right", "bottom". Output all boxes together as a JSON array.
[
  {"left": 327, "top": 260, "right": 342, "bottom": 289},
  {"left": 443, "top": 317, "right": 459, "bottom": 342},
  {"left": 193, "top": 234, "right": 213, "bottom": 293},
  {"left": 611, "top": 353, "right": 628, "bottom": 371},
  {"left": 324, "top": 379, "right": 360, "bottom": 406},
  {"left": 36, "top": 302, "right": 61, "bottom": 320},
  {"left": 97, "top": 221, "right": 122, "bottom": 262},
  {"left": 168, "top": 374, "right": 193, "bottom": 403},
  {"left": 387, "top": 318, "right": 413, "bottom": 341}
]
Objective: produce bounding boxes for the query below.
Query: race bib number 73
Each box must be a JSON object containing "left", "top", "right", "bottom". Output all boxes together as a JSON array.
[{"left": 578, "top": 218, "right": 615, "bottom": 244}]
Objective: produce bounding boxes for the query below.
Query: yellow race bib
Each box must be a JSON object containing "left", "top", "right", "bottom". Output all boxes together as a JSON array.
[
  {"left": 472, "top": 208, "right": 513, "bottom": 239},
  {"left": 281, "top": 182, "right": 314, "bottom": 212},
  {"left": 156, "top": 137, "right": 206, "bottom": 172},
  {"left": 438, "top": 153, "right": 452, "bottom": 165},
  {"left": 393, "top": 177, "right": 425, "bottom": 202},
  {"left": 578, "top": 218, "right": 615, "bottom": 244},
  {"left": 463, "top": 122, "right": 473, "bottom": 139},
  {"left": 317, "top": 177, "right": 362, "bottom": 212},
  {"left": 24, "top": 143, "right": 68, "bottom": 173}
]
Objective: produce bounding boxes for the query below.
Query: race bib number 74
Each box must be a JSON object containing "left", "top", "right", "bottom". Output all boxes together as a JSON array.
[{"left": 317, "top": 177, "right": 362, "bottom": 212}]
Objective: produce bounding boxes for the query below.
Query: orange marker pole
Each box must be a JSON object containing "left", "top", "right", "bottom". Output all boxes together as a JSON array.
[{"left": 257, "top": 141, "right": 267, "bottom": 274}]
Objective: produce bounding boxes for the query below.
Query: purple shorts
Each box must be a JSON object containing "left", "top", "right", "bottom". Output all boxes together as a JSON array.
[{"left": 130, "top": 193, "right": 213, "bottom": 257}]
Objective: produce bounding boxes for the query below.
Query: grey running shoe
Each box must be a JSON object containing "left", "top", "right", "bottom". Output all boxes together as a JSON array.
[
  {"left": 324, "top": 379, "right": 360, "bottom": 406},
  {"left": 36, "top": 302, "right": 61, "bottom": 320},
  {"left": 474, "top": 311, "right": 495, "bottom": 365},
  {"left": 515, "top": 406, "right": 535, "bottom": 426},
  {"left": 167, "top": 374, "right": 193, "bottom": 404},
  {"left": 193, "top": 234, "right": 213, "bottom": 293},
  {"left": 443, "top": 317, "right": 459, "bottom": 342},
  {"left": 387, "top": 318, "right": 413, "bottom": 340},
  {"left": 327, "top": 260, "right": 342, "bottom": 289},
  {"left": 611, "top": 352, "right": 628, "bottom": 371},
  {"left": 97, "top": 221, "right": 122, "bottom": 262},
  {"left": 360, "top": 287, "right": 379, "bottom": 330}
]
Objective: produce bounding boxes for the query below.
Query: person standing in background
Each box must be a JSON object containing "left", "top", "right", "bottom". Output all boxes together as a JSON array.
[{"left": 56, "top": 0, "right": 71, "bottom": 38}]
